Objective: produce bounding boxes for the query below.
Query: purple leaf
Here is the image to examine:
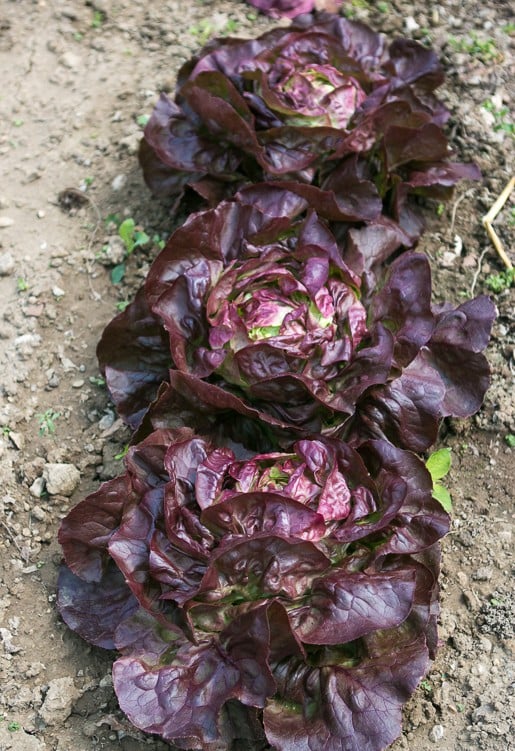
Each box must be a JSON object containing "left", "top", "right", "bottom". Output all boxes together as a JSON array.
[
  {"left": 57, "top": 562, "right": 138, "bottom": 649},
  {"left": 264, "top": 636, "right": 430, "bottom": 751},
  {"left": 98, "top": 287, "right": 171, "bottom": 430},
  {"left": 195, "top": 535, "right": 330, "bottom": 603},
  {"left": 201, "top": 492, "right": 327, "bottom": 541}
]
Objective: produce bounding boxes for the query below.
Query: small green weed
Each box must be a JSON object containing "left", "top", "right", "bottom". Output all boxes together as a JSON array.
[
  {"left": 505, "top": 434, "right": 515, "bottom": 448},
  {"left": 484, "top": 268, "right": 515, "bottom": 293},
  {"left": 115, "top": 444, "right": 129, "bottom": 460},
  {"left": 449, "top": 34, "right": 501, "bottom": 62},
  {"left": 343, "top": 0, "right": 370, "bottom": 17},
  {"left": 37, "top": 409, "right": 61, "bottom": 437},
  {"left": 136, "top": 114, "right": 150, "bottom": 128},
  {"left": 108, "top": 216, "right": 150, "bottom": 285},
  {"left": 224, "top": 19, "right": 239, "bottom": 35},
  {"left": 482, "top": 100, "right": 514, "bottom": 135},
  {"left": 151, "top": 233, "right": 166, "bottom": 251},
  {"left": 116, "top": 300, "right": 131, "bottom": 312},
  {"left": 110, "top": 264, "right": 126, "bottom": 284},
  {"left": 189, "top": 19, "right": 214, "bottom": 45},
  {"left": 89, "top": 375, "right": 106, "bottom": 388},
  {"left": 7, "top": 721, "right": 21, "bottom": 732},
  {"left": 119, "top": 217, "right": 150, "bottom": 255},
  {"left": 426, "top": 448, "right": 452, "bottom": 513},
  {"left": 105, "top": 212, "right": 121, "bottom": 229},
  {"left": 91, "top": 10, "right": 105, "bottom": 28},
  {"left": 17, "top": 277, "right": 29, "bottom": 292}
]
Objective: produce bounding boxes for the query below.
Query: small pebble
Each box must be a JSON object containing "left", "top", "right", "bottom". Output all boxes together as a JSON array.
[
  {"left": 0, "top": 252, "right": 15, "bottom": 275},
  {"left": 429, "top": 724, "right": 445, "bottom": 742},
  {"left": 0, "top": 216, "right": 14, "bottom": 228},
  {"left": 405, "top": 16, "right": 420, "bottom": 32},
  {"left": 473, "top": 567, "right": 493, "bottom": 581},
  {"left": 31, "top": 505, "right": 46, "bottom": 521},
  {"left": 59, "top": 51, "right": 81, "bottom": 69},
  {"left": 43, "top": 463, "right": 80, "bottom": 496},
  {"left": 98, "top": 411, "right": 115, "bottom": 431},
  {"left": 37, "top": 209, "right": 46, "bottom": 218},
  {"left": 52, "top": 286, "right": 65, "bottom": 298},
  {"left": 111, "top": 173, "right": 127, "bottom": 191},
  {"left": 29, "top": 477, "right": 46, "bottom": 498},
  {"left": 8, "top": 431, "right": 24, "bottom": 449},
  {"left": 72, "top": 379, "right": 85, "bottom": 388}
]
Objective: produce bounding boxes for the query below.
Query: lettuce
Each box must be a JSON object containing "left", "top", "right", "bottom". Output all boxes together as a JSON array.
[
  {"left": 140, "top": 12, "right": 479, "bottom": 238},
  {"left": 58, "top": 430, "right": 448, "bottom": 750},
  {"left": 98, "top": 188, "right": 494, "bottom": 451}
]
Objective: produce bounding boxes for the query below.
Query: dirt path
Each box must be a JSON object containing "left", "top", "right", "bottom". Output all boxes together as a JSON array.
[{"left": 0, "top": 2, "right": 513, "bottom": 750}]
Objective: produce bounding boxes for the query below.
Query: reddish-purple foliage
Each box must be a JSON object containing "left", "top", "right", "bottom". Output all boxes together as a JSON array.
[
  {"left": 139, "top": 12, "right": 479, "bottom": 239},
  {"left": 57, "top": 11, "right": 493, "bottom": 751},
  {"left": 58, "top": 429, "right": 448, "bottom": 750},
  {"left": 97, "top": 187, "right": 494, "bottom": 451}
]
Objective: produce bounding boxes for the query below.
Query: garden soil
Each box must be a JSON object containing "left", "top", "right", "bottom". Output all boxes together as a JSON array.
[{"left": 0, "top": 1, "right": 513, "bottom": 750}]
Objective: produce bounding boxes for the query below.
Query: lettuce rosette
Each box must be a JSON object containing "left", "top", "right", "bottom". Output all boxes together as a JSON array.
[
  {"left": 140, "top": 12, "right": 479, "bottom": 238},
  {"left": 98, "top": 187, "right": 494, "bottom": 452},
  {"left": 58, "top": 427, "right": 448, "bottom": 751}
]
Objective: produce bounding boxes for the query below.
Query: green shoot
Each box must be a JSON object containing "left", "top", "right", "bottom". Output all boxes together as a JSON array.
[
  {"left": 152, "top": 233, "right": 166, "bottom": 250},
  {"left": 189, "top": 20, "right": 214, "bottom": 45},
  {"left": 89, "top": 375, "right": 106, "bottom": 388},
  {"left": 485, "top": 268, "right": 515, "bottom": 294},
  {"left": 118, "top": 217, "right": 150, "bottom": 255},
  {"left": 115, "top": 444, "right": 130, "bottom": 460},
  {"left": 136, "top": 114, "right": 150, "bottom": 128},
  {"left": 224, "top": 19, "right": 239, "bottom": 35},
  {"left": 37, "top": 409, "right": 61, "bottom": 437},
  {"left": 426, "top": 448, "right": 452, "bottom": 513},
  {"left": 449, "top": 34, "right": 501, "bottom": 62},
  {"left": 105, "top": 212, "right": 121, "bottom": 228},
  {"left": 482, "top": 100, "right": 514, "bottom": 135},
  {"left": 91, "top": 10, "right": 105, "bottom": 28},
  {"left": 110, "top": 263, "right": 126, "bottom": 284}
]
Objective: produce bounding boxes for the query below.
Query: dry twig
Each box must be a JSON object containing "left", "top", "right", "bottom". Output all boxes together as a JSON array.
[{"left": 482, "top": 176, "right": 514, "bottom": 270}]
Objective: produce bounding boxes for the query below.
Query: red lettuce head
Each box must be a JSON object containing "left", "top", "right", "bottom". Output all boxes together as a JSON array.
[
  {"left": 58, "top": 428, "right": 449, "bottom": 750},
  {"left": 98, "top": 188, "right": 495, "bottom": 452},
  {"left": 140, "top": 12, "right": 479, "bottom": 237}
]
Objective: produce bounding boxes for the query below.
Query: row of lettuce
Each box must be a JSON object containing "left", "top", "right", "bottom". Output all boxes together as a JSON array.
[{"left": 57, "top": 13, "right": 494, "bottom": 751}]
